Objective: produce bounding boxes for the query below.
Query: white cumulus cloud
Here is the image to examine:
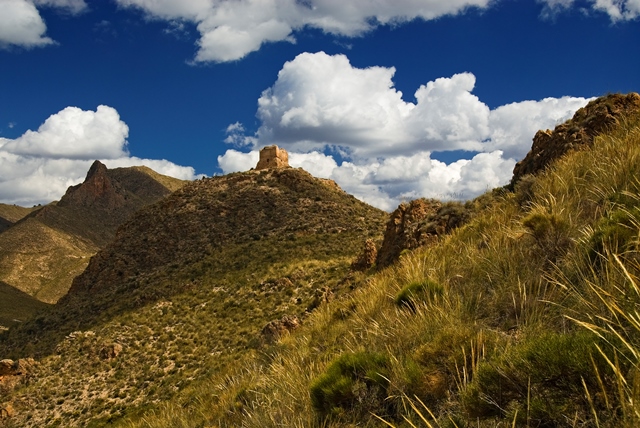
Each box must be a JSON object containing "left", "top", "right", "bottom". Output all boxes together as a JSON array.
[
  {"left": 539, "top": 0, "right": 640, "bottom": 20},
  {"left": 219, "top": 52, "right": 592, "bottom": 211},
  {"left": 0, "top": 105, "right": 197, "bottom": 206},
  {"left": 0, "top": 0, "right": 87, "bottom": 49},
  {"left": 2, "top": 105, "right": 130, "bottom": 160},
  {"left": 115, "top": 0, "right": 492, "bottom": 63}
]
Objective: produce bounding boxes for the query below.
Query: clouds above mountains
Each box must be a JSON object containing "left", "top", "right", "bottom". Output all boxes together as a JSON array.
[
  {"left": 219, "top": 52, "right": 591, "bottom": 211},
  {"left": 0, "top": 105, "right": 197, "bottom": 206},
  {"left": 116, "top": 0, "right": 493, "bottom": 62},
  {"left": 1, "top": 1, "right": 637, "bottom": 54},
  {"left": 116, "top": 0, "right": 639, "bottom": 62},
  {"left": 115, "top": 0, "right": 638, "bottom": 63}
]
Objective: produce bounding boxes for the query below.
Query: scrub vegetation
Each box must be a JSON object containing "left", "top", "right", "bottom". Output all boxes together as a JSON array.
[{"left": 1, "top": 98, "right": 640, "bottom": 427}]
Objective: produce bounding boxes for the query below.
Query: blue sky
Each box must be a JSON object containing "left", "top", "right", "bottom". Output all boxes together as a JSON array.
[{"left": 0, "top": 0, "right": 638, "bottom": 210}]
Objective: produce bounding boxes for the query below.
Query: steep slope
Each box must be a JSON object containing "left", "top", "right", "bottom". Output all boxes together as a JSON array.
[
  {"left": 0, "top": 161, "right": 186, "bottom": 304},
  {"left": 0, "top": 282, "right": 49, "bottom": 328},
  {"left": 0, "top": 166, "right": 387, "bottom": 427},
  {"left": 116, "top": 93, "right": 640, "bottom": 428},
  {"left": 0, "top": 204, "right": 39, "bottom": 233}
]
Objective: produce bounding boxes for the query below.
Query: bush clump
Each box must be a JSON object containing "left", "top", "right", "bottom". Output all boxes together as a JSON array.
[
  {"left": 523, "top": 212, "right": 572, "bottom": 262},
  {"left": 462, "top": 331, "right": 603, "bottom": 424},
  {"left": 589, "top": 207, "right": 640, "bottom": 262},
  {"left": 310, "top": 352, "right": 390, "bottom": 419},
  {"left": 394, "top": 279, "right": 443, "bottom": 311}
]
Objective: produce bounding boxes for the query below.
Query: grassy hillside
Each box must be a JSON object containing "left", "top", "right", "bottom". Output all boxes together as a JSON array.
[
  {"left": 0, "top": 281, "right": 50, "bottom": 328},
  {"left": 0, "top": 204, "right": 39, "bottom": 233},
  {"left": 0, "top": 167, "right": 386, "bottom": 427},
  {"left": 118, "top": 115, "right": 640, "bottom": 426}
]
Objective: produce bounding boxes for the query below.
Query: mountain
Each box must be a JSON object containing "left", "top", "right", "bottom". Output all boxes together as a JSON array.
[
  {"left": 0, "top": 161, "right": 186, "bottom": 307},
  {"left": 112, "top": 93, "right": 639, "bottom": 428},
  {"left": 2, "top": 93, "right": 640, "bottom": 428},
  {"left": 0, "top": 204, "right": 38, "bottom": 233},
  {"left": 0, "top": 162, "right": 387, "bottom": 427}
]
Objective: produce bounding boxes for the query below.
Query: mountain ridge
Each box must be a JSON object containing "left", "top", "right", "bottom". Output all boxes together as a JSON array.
[{"left": 0, "top": 161, "right": 187, "bottom": 307}]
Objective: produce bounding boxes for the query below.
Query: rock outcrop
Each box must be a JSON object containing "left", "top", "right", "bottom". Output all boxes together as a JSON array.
[
  {"left": 376, "top": 199, "right": 471, "bottom": 269},
  {"left": 0, "top": 161, "right": 187, "bottom": 304},
  {"left": 261, "top": 315, "right": 301, "bottom": 343},
  {"left": 512, "top": 92, "right": 640, "bottom": 186},
  {"left": 351, "top": 239, "right": 378, "bottom": 271},
  {"left": 256, "top": 145, "right": 289, "bottom": 170}
]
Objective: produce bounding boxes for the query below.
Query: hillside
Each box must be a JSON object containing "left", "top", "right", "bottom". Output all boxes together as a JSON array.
[
  {"left": 0, "top": 161, "right": 186, "bottom": 306},
  {"left": 0, "top": 204, "right": 39, "bottom": 233},
  {"left": 0, "top": 165, "right": 387, "bottom": 427},
  {"left": 1, "top": 93, "right": 639, "bottom": 428},
  {"left": 0, "top": 282, "right": 49, "bottom": 329},
  {"left": 109, "top": 92, "right": 640, "bottom": 428}
]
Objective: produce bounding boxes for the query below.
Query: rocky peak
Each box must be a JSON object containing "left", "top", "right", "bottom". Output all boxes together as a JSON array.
[
  {"left": 256, "top": 145, "right": 289, "bottom": 170},
  {"left": 511, "top": 92, "right": 640, "bottom": 186},
  {"left": 57, "top": 160, "right": 125, "bottom": 210}
]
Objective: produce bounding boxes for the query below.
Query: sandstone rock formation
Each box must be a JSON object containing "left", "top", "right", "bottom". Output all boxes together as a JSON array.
[
  {"left": 351, "top": 238, "right": 378, "bottom": 271},
  {"left": 256, "top": 145, "right": 289, "bottom": 170},
  {"left": 261, "top": 315, "right": 300, "bottom": 343},
  {"left": 511, "top": 92, "right": 640, "bottom": 186},
  {"left": 376, "top": 199, "right": 471, "bottom": 269}
]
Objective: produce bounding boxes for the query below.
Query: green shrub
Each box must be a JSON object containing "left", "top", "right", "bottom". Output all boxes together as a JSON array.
[
  {"left": 523, "top": 212, "right": 572, "bottom": 262},
  {"left": 462, "top": 331, "right": 602, "bottom": 423},
  {"left": 394, "top": 279, "right": 443, "bottom": 311},
  {"left": 589, "top": 207, "right": 640, "bottom": 262},
  {"left": 309, "top": 352, "right": 390, "bottom": 418}
]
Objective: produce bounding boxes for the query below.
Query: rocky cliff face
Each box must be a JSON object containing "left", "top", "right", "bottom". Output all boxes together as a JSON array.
[
  {"left": 375, "top": 199, "right": 471, "bottom": 269},
  {"left": 512, "top": 92, "right": 640, "bottom": 186}
]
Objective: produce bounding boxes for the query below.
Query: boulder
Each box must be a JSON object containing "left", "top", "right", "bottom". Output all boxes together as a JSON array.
[
  {"left": 261, "top": 315, "right": 300, "bottom": 343},
  {"left": 351, "top": 239, "right": 378, "bottom": 271}
]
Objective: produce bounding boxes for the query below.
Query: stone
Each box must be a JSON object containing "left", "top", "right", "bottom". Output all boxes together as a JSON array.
[
  {"left": 511, "top": 92, "right": 640, "bottom": 186},
  {"left": 376, "top": 199, "right": 471, "bottom": 269},
  {"left": 99, "top": 343, "right": 123, "bottom": 360},
  {"left": 261, "top": 315, "right": 300, "bottom": 343},
  {"left": 0, "top": 402, "right": 15, "bottom": 419},
  {"left": 0, "top": 359, "right": 14, "bottom": 376},
  {"left": 256, "top": 145, "right": 289, "bottom": 170},
  {"left": 351, "top": 239, "right": 378, "bottom": 271}
]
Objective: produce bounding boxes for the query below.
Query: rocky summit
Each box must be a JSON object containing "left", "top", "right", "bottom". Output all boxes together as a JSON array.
[
  {"left": 511, "top": 92, "right": 640, "bottom": 186},
  {"left": 0, "top": 165, "right": 386, "bottom": 427},
  {"left": 0, "top": 161, "right": 186, "bottom": 306}
]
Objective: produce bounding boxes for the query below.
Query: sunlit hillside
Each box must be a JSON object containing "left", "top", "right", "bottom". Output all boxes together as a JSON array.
[
  {"left": 1, "top": 94, "right": 640, "bottom": 428},
  {"left": 122, "top": 97, "right": 640, "bottom": 427}
]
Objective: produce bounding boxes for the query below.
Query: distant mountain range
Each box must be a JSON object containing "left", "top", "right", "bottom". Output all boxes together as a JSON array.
[{"left": 0, "top": 161, "right": 186, "bottom": 317}]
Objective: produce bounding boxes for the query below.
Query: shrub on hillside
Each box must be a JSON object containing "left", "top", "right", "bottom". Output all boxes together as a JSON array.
[
  {"left": 523, "top": 212, "right": 572, "bottom": 263},
  {"left": 309, "top": 352, "right": 390, "bottom": 419},
  {"left": 394, "top": 279, "right": 443, "bottom": 311},
  {"left": 589, "top": 207, "right": 640, "bottom": 262},
  {"left": 462, "top": 331, "right": 604, "bottom": 424}
]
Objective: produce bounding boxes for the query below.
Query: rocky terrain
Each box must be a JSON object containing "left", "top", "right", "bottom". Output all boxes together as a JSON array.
[
  {"left": 0, "top": 158, "right": 386, "bottom": 426},
  {"left": 0, "top": 161, "right": 186, "bottom": 306},
  {"left": 511, "top": 92, "right": 640, "bottom": 185},
  {"left": 1, "top": 93, "right": 640, "bottom": 427}
]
